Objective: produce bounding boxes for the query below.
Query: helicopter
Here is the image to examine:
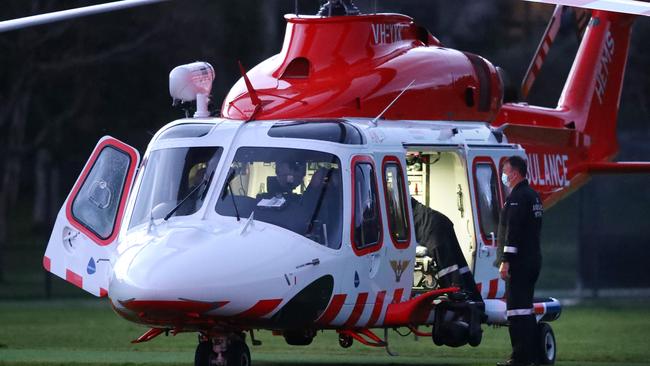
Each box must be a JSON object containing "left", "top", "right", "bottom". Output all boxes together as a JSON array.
[{"left": 2, "top": 0, "right": 648, "bottom": 365}]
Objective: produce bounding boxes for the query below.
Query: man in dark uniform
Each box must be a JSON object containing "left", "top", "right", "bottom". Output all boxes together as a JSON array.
[
  {"left": 495, "top": 156, "right": 543, "bottom": 366},
  {"left": 411, "top": 197, "right": 482, "bottom": 302}
]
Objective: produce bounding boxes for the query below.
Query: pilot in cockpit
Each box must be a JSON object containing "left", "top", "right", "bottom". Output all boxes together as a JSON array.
[
  {"left": 254, "top": 160, "right": 308, "bottom": 233},
  {"left": 265, "top": 160, "right": 306, "bottom": 199}
]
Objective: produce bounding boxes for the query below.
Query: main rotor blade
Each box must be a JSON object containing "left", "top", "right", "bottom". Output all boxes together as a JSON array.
[
  {"left": 525, "top": 0, "right": 650, "bottom": 17},
  {"left": 0, "top": 0, "right": 171, "bottom": 33}
]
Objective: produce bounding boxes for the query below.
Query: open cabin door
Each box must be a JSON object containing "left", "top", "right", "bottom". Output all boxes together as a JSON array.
[
  {"left": 466, "top": 146, "right": 521, "bottom": 299},
  {"left": 43, "top": 136, "right": 140, "bottom": 297},
  {"left": 405, "top": 147, "right": 477, "bottom": 294}
]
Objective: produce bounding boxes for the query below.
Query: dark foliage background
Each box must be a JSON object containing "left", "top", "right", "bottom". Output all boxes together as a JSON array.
[{"left": 0, "top": 0, "right": 648, "bottom": 298}]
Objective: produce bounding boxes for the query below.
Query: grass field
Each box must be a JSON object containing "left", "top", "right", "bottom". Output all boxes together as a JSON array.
[{"left": 1, "top": 299, "right": 649, "bottom": 366}]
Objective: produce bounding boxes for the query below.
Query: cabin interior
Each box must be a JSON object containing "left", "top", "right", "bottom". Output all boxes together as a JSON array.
[{"left": 406, "top": 150, "right": 477, "bottom": 268}]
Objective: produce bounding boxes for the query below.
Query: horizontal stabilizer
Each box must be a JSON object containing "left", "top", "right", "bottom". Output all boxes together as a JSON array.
[
  {"left": 525, "top": 0, "right": 650, "bottom": 17},
  {"left": 575, "top": 161, "right": 650, "bottom": 174},
  {"left": 501, "top": 123, "right": 586, "bottom": 147}
]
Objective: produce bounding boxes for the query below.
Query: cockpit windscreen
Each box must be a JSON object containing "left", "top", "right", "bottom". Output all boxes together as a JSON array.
[
  {"left": 216, "top": 147, "right": 342, "bottom": 249},
  {"left": 129, "top": 147, "right": 223, "bottom": 229}
]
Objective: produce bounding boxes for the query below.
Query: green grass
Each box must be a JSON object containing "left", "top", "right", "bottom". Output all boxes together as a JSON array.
[{"left": 1, "top": 299, "right": 650, "bottom": 365}]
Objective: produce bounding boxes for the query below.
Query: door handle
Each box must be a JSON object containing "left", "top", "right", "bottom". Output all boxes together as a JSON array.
[
  {"left": 479, "top": 244, "right": 489, "bottom": 258},
  {"left": 479, "top": 232, "right": 496, "bottom": 258}
]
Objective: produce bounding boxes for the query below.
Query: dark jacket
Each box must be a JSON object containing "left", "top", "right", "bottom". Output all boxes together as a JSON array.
[
  {"left": 411, "top": 197, "right": 482, "bottom": 301},
  {"left": 495, "top": 180, "right": 543, "bottom": 269}
]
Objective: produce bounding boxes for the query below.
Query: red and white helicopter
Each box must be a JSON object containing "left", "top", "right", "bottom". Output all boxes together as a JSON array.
[{"left": 3, "top": 0, "right": 649, "bottom": 365}]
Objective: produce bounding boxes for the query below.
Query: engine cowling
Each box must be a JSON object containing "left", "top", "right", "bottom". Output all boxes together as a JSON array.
[{"left": 222, "top": 13, "right": 503, "bottom": 122}]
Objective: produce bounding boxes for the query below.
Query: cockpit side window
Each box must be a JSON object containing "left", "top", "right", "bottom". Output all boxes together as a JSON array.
[
  {"left": 71, "top": 146, "right": 131, "bottom": 239},
  {"left": 216, "top": 147, "right": 343, "bottom": 249},
  {"left": 129, "top": 146, "right": 223, "bottom": 229}
]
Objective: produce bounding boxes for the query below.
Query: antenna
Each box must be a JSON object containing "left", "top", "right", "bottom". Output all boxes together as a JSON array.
[
  {"left": 238, "top": 61, "right": 261, "bottom": 106},
  {"left": 371, "top": 79, "right": 415, "bottom": 126},
  {"left": 295, "top": 0, "right": 299, "bottom": 17},
  {"left": 237, "top": 61, "right": 263, "bottom": 121}
]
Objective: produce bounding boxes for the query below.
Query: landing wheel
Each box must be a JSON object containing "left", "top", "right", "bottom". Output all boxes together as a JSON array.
[
  {"left": 537, "top": 322, "right": 556, "bottom": 365},
  {"left": 226, "top": 339, "right": 251, "bottom": 366},
  {"left": 338, "top": 333, "right": 353, "bottom": 348}
]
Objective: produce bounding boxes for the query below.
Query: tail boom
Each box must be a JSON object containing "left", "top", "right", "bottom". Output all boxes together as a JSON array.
[{"left": 492, "top": 9, "right": 637, "bottom": 207}]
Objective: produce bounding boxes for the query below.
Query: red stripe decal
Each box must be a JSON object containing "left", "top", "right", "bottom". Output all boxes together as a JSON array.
[
  {"left": 234, "top": 299, "right": 282, "bottom": 318},
  {"left": 391, "top": 288, "right": 404, "bottom": 304},
  {"left": 99, "top": 288, "right": 108, "bottom": 297},
  {"left": 544, "top": 34, "right": 554, "bottom": 46},
  {"left": 344, "top": 292, "right": 368, "bottom": 328},
  {"left": 487, "top": 279, "right": 499, "bottom": 299},
  {"left": 539, "top": 45, "right": 548, "bottom": 58},
  {"left": 318, "top": 294, "right": 347, "bottom": 325},
  {"left": 43, "top": 256, "right": 51, "bottom": 271},
  {"left": 476, "top": 283, "right": 483, "bottom": 294},
  {"left": 532, "top": 61, "right": 541, "bottom": 74},
  {"left": 121, "top": 299, "right": 229, "bottom": 313},
  {"left": 66, "top": 269, "right": 83, "bottom": 289},
  {"left": 534, "top": 303, "right": 545, "bottom": 315},
  {"left": 366, "top": 291, "right": 386, "bottom": 327}
]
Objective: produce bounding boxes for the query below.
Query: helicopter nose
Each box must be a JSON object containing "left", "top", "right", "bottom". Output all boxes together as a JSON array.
[{"left": 108, "top": 225, "right": 321, "bottom": 323}]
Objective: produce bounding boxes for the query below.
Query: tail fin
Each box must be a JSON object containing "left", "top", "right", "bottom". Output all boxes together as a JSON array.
[
  {"left": 494, "top": 2, "right": 650, "bottom": 206},
  {"left": 558, "top": 10, "right": 635, "bottom": 160}
]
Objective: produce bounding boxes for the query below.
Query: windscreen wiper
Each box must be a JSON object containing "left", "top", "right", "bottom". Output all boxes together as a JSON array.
[
  {"left": 220, "top": 167, "right": 241, "bottom": 221},
  {"left": 164, "top": 171, "right": 213, "bottom": 221}
]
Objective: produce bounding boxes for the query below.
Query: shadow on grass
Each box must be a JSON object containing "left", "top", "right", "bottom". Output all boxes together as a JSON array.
[
  {"left": 255, "top": 363, "right": 461, "bottom": 366},
  {"left": 251, "top": 354, "right": 486, "bottom": 366}
]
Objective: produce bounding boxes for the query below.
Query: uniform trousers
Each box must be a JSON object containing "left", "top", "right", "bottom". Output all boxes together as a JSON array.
[{"left": 506, "top": 262, "right": 540, "bottom": 363}]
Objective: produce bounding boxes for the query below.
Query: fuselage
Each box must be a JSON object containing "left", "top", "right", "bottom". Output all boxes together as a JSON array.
[{"left": 108, "top": 117, "right": 511, "bottom": 331}]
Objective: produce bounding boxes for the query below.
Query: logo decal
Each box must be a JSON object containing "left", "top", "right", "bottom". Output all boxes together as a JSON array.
[
  {"left": 354, "top": 271, "right": 360, "bottom": 288},
  {"left": 526, "top": 153, "right": 570, "bottom": 188},
  {"left": 371, "top": 23, "right": 407, "bottom": 45},
  {"left": 87, "top": 258, "right": 96, "bottom": 275},
  {"left": 390, "top": 260, "right": 409, "bottom": 282},
  {"left": 595, "top": 30, "right": 614, "bottom": 105}
]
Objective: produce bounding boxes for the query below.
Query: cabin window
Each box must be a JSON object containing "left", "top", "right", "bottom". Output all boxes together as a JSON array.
[
  {"left": 268, "top": 120, "right": 364, "bottom": 145},
  {"left": 216, "top": 147, "right": 343, "bottom": 249},
  {"left": 158, "top": 124, "right": 213, "bottom": 140},
  {"left": 383, "top": 157, "right": 410, "bottom": 248},
  {"left": 129, "top": 147, "right": 223, "bottom": 228},
  {"left": 352, "top": 157, "right": 383, "bottom": 254},
  {"left": 71, "top": 146, "right": 131, "bottom": 239},
  {"left": 474, "top": 161, "right": 500, "bottom": 245},
  {"left": 498, "top": 158, "right": 511, "bottom": 199}
]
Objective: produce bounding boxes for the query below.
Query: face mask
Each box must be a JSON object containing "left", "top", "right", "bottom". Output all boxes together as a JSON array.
[{"left": 501, "top": 172, "right": 509, "bottom": 186}]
